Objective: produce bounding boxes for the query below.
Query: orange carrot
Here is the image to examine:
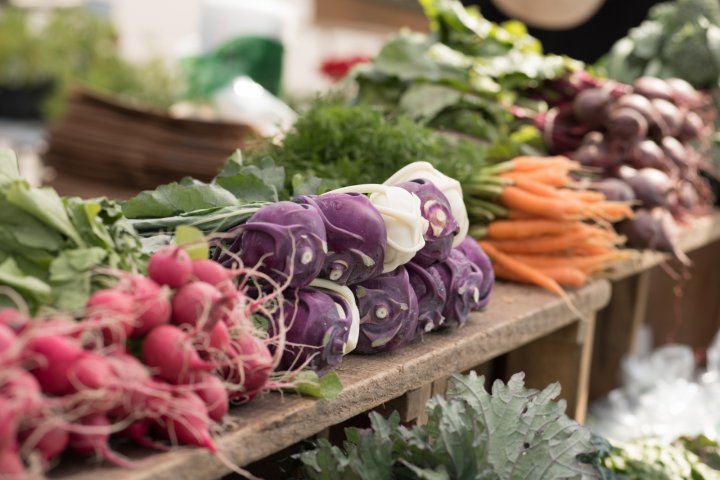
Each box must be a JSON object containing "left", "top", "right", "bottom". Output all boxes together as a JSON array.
[
  {"left": 570, "top": 244, "right": 614, "bottom": 256},
  {"left": 479, "top": 241, "right": 566, "bottom": 297},
  {"left": 501, "top": 169, "right": 571, "bottom": 187},
  {"left": 484, "top": 227, "right": 589, "bottom": 254},
  {"left": 506, "top": 209, "right": 537, "bottom": 220},
  {"left": 512, "top": 252, "right": 627, "bottom": 273},
  {"left": 537, "top": 266, "right": 587, "bottom": 288},
  {"left": 487, "top": 219, "right": 574, "bottom": 239},
  {"left": 509, "top": 156, "right": 579, "bottom": 172},
  {"left": 512, "top": 178, "right": 565, "bottom": 199},
  {"left": 565, "top": 190, "right": 605, "bottom": 203},
  {"left": 587, "top": 202, "right": 635, "bottom": 222},
  {"left": 500, "top": 186, "right": 584, "bottom": 220}
]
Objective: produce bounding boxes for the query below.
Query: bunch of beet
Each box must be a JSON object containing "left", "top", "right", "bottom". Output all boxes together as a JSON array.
[
  {"left": 0, "top": 246, "right": 281, "bottom": 477},
  {"left": 534, "top": 72, "right": 717, "bottom": 260}
]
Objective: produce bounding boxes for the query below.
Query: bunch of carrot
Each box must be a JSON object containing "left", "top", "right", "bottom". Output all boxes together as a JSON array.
[{"left": 465, "top": 156, "right": 633, "bottom": 296}]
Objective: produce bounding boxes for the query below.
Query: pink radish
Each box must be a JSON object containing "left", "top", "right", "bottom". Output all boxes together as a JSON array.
[
  {"left": 142, "top": 325, "right": 215, "bottom": 384},
  {"left": 196, "top": 321, "right": 232, "bottom": 362},
  {"left": 208, "top": 321, "right": 231, "bottom": 352},
  {"left": 68, "top": 414, "right": 134, "bottom": 467},
  {"left": 157, "top": 391, "right": 216, "bottom": 452},
  {"left": 0, "top": 309, "right": 29, "bottom": 332},
  {"left": 0, "top": 325, "right": 17, "bottom": 364},
  {"left": 190, "top": 374, "right": 229, "bottom": 422},
  {"left": 192, "top": 259, "right": 236, "bottom": 299},
  {"left": 192, "top": 260, "right": 234, "bottom": 292},
  {"left": 0, "top": 446, "right": 25, "bottom": 478},
  {"left": 171, "top": 281, "right": 226, "bottom": 331},
  {"left": 68, "top": 353, "right": 117, "bottom": 391},
  {"left": 25, "top": 334, "right": 84, "bottom": 395},
  {"left": 85, "top": 289, "right": 135, "bottom": 346},
  {"left": 224, "top": 334, "right": 274, "bottom": 403},
  {"left": 19, "top": 420, "right": 68, "bottom": 467},
  {"left": 1, "top": 369, "right": 42, "bottom": 416},
  {"left": 121, "top": 420, "right": 169, "bottom": 451},
  {"left": 0, "top": 398, "right": 18, "bottom": 451},
  {"left": 125, "top": 276, "right": 171, "bottom": 338},
  {"left": 148, "top": 247, "right": 192, "bottom": 288}
]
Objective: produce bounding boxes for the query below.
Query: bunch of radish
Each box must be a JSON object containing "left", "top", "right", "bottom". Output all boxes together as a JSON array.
[
  {"left": 533, "top": 72, "right": 717, "bottom": 260},
  {"left": 0, "top": 245, "right": 281, "bottom": 477}
]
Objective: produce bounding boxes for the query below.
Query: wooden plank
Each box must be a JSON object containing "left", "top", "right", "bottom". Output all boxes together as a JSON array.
[
  {"left": 505, "top": 315, "right": 596, "bottom": 423},
  {"left": 53, "top": 280, "right": 610, "bottom": 480},
  {"left": 643, "top": 240, "right": 720, "bottom": 349},
  {"left": 589, "top": 271, "right": 651, "bottom": 402}
]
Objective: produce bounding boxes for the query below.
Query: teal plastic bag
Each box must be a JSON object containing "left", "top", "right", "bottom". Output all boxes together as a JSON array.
[{"left": 183, "top": 35, "right": 283, "bottom": 99}]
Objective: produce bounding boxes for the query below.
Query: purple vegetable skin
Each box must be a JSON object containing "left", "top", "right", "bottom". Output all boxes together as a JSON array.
[
  {"left": 617, "top": 208, "right": 690, "bottom": 265},
  {"left": 589, "top": 178, "right": 636, "bottom": 202},
  {"left": 429, "top": 249, "right": 485, "bottom": 329},
  {"left": 295, "top": 194, "right": 386, "bottom": 285},
  {"left": 455, "top": 237, "right": 494, "bottom": 310},
  {"left": 397, "top": 179, "right": 459, "bottom": 266},
  {"left": 352, "top": 266, "right": 419, "bottom": 354},
  {"left": 406, "top": 261, "right": 447, "bottom": 333},
  {"left": 227, "top": 201, "right": 327, "bottom": 288},
  {"left": 273, "top": 288, "right": 352, "bottom": 375}
]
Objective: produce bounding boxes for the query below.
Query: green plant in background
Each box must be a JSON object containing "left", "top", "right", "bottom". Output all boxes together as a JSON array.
[
  {"left": 599, "top": 0, "right": 720, "bottom": 88},
  {"left": 0, "top": 6, "right": 182, "bottom": 118},
  {"left": 0, "top": 8, "right": 56, "bottom": 87}
]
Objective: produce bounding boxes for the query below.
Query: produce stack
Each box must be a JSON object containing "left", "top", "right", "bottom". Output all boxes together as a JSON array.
[
  {"left": 472, "top": 155, "right": 631, "bottom": 293},
  {"left": 205, "top": 161, "right": 494, "bottom": 373},
  {"left": 0, "top": 246, "right": 280, "bottom": 477},
  {"left": 535, "top": 73, "right": 716, "bottom": 260}
]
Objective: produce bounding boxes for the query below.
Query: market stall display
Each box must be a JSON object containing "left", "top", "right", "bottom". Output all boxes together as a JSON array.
[{"left": 0, "top": 0, "right": 719, "bottom": 477}]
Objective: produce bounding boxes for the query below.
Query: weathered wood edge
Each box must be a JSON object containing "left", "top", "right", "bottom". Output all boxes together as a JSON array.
[
  {"left": 605, "top": 210, "right": 720, "bottom": 282},
  {"left": 54, "top": 280, "right": 611, "bottom": 480}
]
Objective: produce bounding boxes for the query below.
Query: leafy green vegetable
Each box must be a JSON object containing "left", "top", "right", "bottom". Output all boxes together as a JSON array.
[
  {"left": 122, "top": 177, "right": 240, "bottom": 219},
  {"left": 286, "top": 371, "right": 344, "bottom": 400},
  {"left": 0, "top": 150, "right": 144, "bottom": 312},
  {"left": 599, "top": 0, "right": 720, "bottom": 89},
  {"left": 175, "top": 225, "right": 209, "bottom": 261},
  {"left": 122, "top": 151, "right": 280, "bottom": 236},
  {"left": 350, "top": 0, "right": 579, "bottom": 142},
  {"left": 298, "top": 372, "right": 599, "bottom": 479},
  {"left": 603, "top": 438, "right": 720, "bottom": 480},
  {"left": 679, "top": 435, "right": 720, "bottom": 471}
]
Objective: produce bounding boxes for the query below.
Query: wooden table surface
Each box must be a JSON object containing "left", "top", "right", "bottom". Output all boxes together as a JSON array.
[{"left": 53, "top": 280, "right": 611, "bottom": 480}]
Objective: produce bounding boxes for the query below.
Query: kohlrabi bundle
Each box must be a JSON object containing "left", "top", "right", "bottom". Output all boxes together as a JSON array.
[
  {"left": 222, "top": 164, "right": 493, "bottom": 364},
  {"left": 531, "top": 72, "right": 716, "bottom": 261}
]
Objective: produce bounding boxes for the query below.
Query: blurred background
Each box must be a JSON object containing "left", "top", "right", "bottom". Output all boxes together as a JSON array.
[{"left": 0, "top": 0, "right": 428, "bottom": 197}]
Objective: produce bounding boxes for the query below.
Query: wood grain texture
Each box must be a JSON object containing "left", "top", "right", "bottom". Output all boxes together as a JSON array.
[{"left": 53, "top": 281, "right": 610, "bottom": 480}]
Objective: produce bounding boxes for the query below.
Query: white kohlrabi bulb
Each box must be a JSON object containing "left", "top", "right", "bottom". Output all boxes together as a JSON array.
[
  {"left": 368, "top": 185, "right": 427, "bottom": 272},
  {"left": 383, "top": 161, "right": 469, "bottom": 247}
]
